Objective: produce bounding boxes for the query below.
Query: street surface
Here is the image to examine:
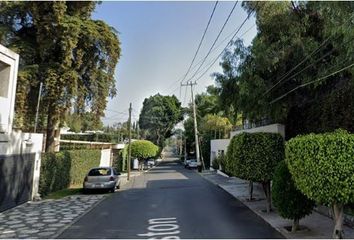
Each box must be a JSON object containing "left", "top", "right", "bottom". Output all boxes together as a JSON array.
[{"left": 59, "top": 159, "right": 283, "bottom": 239}]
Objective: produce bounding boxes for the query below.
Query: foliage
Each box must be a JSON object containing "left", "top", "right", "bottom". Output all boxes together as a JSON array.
[
  {"left": 39, "top": 149, "right": 100, "bottom": 196},
  {"left": 65, "top": 112, "right": 104, "bottom": 133},
  {"left": 226, "top": 132, "right": 284, "bottom": 212},
  {"left": 214, "top": 2, "right": 354, "bottom": 136},
  {"left": 211, "top": 156, "right": 219, "bottom": 170},
  {"left": 286, "top": 130, "right": 354, "bottom": 206},
  {"left": 139, "top": 94, "right": 183, "bottom": 146},
  {"left": 130, "top": 140, "right": 159, "bottom": 160},
  {"left": 226, "top": 132, "right": 284, "bottom": 182},
  {"left": 0, "top": 2, "right": 121, "bottom": 151},
  {"left": 200, "top": 114, "right": 232, "bottom": 139},
  {"left": 272, "top": 161, "right": 315, "bottom": 229},
  {"left": 61, "top": 133, "right": 122, "bottom": 143}
]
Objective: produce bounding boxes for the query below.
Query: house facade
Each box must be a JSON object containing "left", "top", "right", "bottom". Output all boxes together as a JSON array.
[{"left": 0, "top": 44, "right": 43, "bottom": 212}]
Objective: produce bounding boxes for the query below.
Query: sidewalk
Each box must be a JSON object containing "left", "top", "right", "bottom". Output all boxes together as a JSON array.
[
  {"left": 200, "top": 170, "right": 354, "bottom": 239},
  {"left": 0, "top": 170, "right": 144, "bottom": 239}
]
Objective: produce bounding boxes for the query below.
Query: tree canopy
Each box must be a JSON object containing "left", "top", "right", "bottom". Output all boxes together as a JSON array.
[
  {"left": 214, "top": 2, "right": 354, "bottom": 138},
  {"left": 139, "top": 94, "right": 183, "bottom": 146},
  {"left": 0, "top": 2, "right": 121, "bottom": 151}
]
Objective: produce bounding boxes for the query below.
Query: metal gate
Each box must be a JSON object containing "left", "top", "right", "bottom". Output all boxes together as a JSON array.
[{"left": 0, "top": 153, "right": 35, "bottom": 212}]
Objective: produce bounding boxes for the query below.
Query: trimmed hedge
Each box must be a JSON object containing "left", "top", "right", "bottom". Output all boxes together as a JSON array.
[
  {"left": 226, "top": 132, "right": 284, "bottom": 182},
  {"left": 272, "top": 161, "right": 315, "bottom": 232},
  {"left": 130, "top": 140, "right": 159, "bottom": 160},
  {"left": 286, "top": 129, "right": 354, "bottom": 238},
  {"left": 286, "top": 129, "right": 354, "bottom": 205},
  {"left": 39, "top": 149, "right": 100, "bottom": 196},
  {"left": 61, "top": 133, "right": 121, "bottom": 143},
  {"left": 226, "top": 132, "right": 284, "bottom": 212}
]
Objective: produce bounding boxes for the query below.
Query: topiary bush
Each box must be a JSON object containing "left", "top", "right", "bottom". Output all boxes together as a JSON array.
[
  {"left": 226, "top": 132, "right": 284, "bottom": 212},
  {"left": 272, "top": 161, "right": 315, "bottom": 232},
  {"left": 286, "top": 129, "right": 354, "bottom": 238},
  {"left": 39, "top": 149, "right": 100, "bottom": 197}
]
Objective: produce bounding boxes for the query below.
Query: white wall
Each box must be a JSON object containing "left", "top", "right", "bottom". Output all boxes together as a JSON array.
[
  {"left": 0, "top": 131, "right": 43, "bottom": 200},
  {"left": 100, "top": 148, "right": 112, "bottom": 167},
  {"left": 210, "top": 139, "right": 230, "bottom": 168},
  {"left": 230, "top": 123, "right": 285, "bottom": 139},
  {"left": 0, "top": 44, "right": 19, "bottom": 134}
]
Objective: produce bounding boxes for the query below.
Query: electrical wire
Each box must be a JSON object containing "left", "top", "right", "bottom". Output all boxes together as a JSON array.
[
  {"left": 269, "top": 62, "right": 354, "bottom": 104},
  {"left": 180, "top": 1, "right": 219, "bottom": 84},
  {"left": 194, "top": 10, "right": 254, "bottom": 83},
  {"left": 184, "top": 1, "right": 239, "bottom": 84}
]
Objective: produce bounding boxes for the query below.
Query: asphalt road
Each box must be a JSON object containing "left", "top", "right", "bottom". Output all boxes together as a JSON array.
[{"left": 58, "top": 159, "right": 283, "bottom": 239}]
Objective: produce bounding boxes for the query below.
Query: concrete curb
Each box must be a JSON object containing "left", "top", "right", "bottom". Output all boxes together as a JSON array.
[{"left": 53, "top": 195, "right": 108, "bottom": 239}]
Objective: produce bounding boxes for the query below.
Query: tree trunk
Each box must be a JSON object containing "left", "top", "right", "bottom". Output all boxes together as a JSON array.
[
  {"left": 262, "top": 181, "right": 272, "bottom": 213},
  {"left": 249, "top": 181, "right": 254, "bottom": 201},
  {"left": 332, "top": 203, "right": 344, "bottom": 239},
  {"left": 292, "top": 218, "right": 299, "bottom": 232},
  {"left": 45, "top": 106, "right": 59, "bottom": 152}
]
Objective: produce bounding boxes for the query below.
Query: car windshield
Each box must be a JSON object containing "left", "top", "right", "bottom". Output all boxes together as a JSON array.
[{"left": 88, "top": 168, "right": 111, "bottom": 176}]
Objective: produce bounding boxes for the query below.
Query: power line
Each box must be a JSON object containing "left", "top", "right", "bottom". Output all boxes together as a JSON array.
[
  {"left": 180, "top": 1, "right": 219, "bottom": 84},
  {"left": 163, "top": 21, "right": 256, "bottom": 96},
  {"left": 184, "top": 1, "right": 239, "bottom": 84},
  {"left": 193, "top": 10, "right": 254, "bottom": 83},
  {"left": 269, "top": 62, "right": 354, "bottom": 104},
  {"left": 264, "top": 14, "right": 354, "bottom": 96},
  {"left": 263, "top": 36, "right": 332, "bottom": 96}
]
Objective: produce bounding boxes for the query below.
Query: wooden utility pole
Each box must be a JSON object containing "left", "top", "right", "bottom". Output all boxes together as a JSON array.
[
  {"left": 181, "top": 81, "right": 200, "bottom": 166},
  {"left": 127, "top": 103, "right": 132, "bottom": 181}
]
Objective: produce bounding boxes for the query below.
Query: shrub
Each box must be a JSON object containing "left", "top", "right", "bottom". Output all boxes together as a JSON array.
[
  {"left": 272, "top": 161, "right": 315, "bottom": 232},
  {"left": 130, "top": 140, "right": 159, "bottom": 160},
  {"left": 211, "top": 157, "right": 219, "bottom": 170},
  {"left": 39, "top": 149, "right": 100, "bottom": 197},
  {"left": 286, "top": 129, "right": 354, "bottom": 238},
  {"left": 226, "top": 132, "right": 284, "bottom": 212}
]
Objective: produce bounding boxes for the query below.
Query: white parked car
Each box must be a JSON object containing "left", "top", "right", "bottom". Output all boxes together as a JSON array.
[{"left": 83, "top": 167, "right": 120, "bottom": 193}]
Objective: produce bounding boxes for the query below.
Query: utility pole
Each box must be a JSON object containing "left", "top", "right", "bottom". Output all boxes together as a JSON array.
[
  {"left": 181, "top": 81, "right": 200, "bottom": 166},
  {"left": 127, "top": 103, "right": 132, "bottom": 181},
  {"left": 34, "top": 82, "right": 43, "bottom": 133}
]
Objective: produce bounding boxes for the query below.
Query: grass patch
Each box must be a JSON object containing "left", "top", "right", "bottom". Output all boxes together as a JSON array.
[{"left": 45, "top": 188, "right": 82, "bottom": 200}]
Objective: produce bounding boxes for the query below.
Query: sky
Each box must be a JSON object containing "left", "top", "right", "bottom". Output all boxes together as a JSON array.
[{"left": 92, "top": 1, "right": 257, "bottom": 126}]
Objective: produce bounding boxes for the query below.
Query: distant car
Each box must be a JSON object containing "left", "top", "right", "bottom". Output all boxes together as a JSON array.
[
  {"left": 187, "top": 159, "right": 198, "bottom": 169},
  {"left": 83, "top": 167, "right": 120, "bottom": 193},
  {"left": 147, "top": 159, "right": 155, "bottom": 168},
  {"left": 184, "top": 159, "right": 192, "bottom": 168}
]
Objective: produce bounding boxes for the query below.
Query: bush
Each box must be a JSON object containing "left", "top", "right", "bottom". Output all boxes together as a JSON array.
[
  {"left": 272, "top": 161, "right": 315, "bottom": 232},
  {"left": 226, "top": 132, "right": 284, "bottom": 212},
  {"left": 286, "top": 129, "right": 354, "bottom": 238},
  {"left": 130, "top": 140, "right": 159, "bottom": 160},
  {"left": 211, "top": 157, "right": 219, "bottom": 170},
  {"left": 39, "top": 149, "right": 100, "bottom": 197}
]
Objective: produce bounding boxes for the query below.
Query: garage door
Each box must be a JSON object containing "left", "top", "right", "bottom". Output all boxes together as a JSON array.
[{"left": 0, "top": 153, "right": 35, "bottom": 212}]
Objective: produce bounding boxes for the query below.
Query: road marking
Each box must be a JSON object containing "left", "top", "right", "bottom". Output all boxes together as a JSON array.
[{"left": 138, "top": 217, "right": 180, "bottom": 239}]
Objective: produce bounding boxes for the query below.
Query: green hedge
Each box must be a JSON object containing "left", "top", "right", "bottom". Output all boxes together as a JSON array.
[
  {"left": 130, "top": 140, "right": 159, "bottom": 160},
  {"left": 272, "top": 161, "right": 315, "bottom": 231},
  {"left": 226, "top": 132, "right": 284, "bottom": 182},
  {"left": 226, "top": 132, "right": 284, "bottom": 212},
  {"left": 286, "top": 129, "right": 354, "bottom": 205},
  {"left": 39, "top": 149, "right": 101, "bottom": 196},
  {"left": 61, "top": 133, "right": 121, "bottom": 143},
  {"left": 286, "top": 129, "right": 354, "bottom": 238}
]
